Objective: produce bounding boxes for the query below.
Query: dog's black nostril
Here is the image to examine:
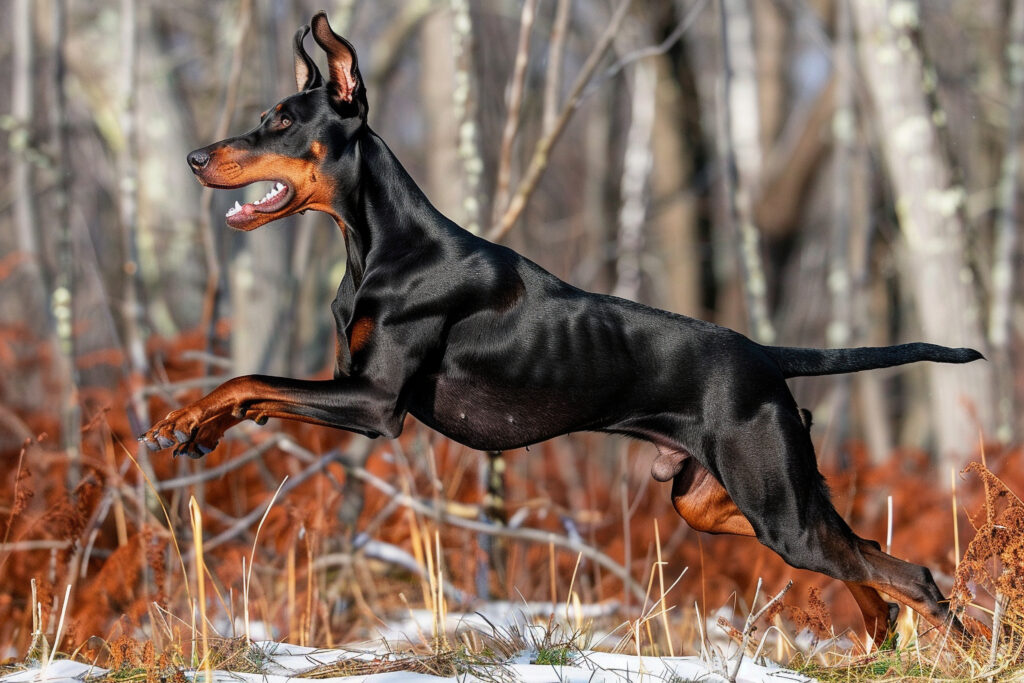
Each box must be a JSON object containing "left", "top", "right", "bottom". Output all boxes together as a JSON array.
[{"left": 187, "top": 150, "right": 211, "bottom": 171}]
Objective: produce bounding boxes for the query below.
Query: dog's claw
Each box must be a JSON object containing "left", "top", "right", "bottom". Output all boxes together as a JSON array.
[
  {"left": 173, "top": 429, "right": 189, "bottom": 443},
  {"left": 156, "top": 435, "right": 175, "bottom": 449},
  {"left": 254, "top": 414, "right": 268, "bottom": 426},
  {"left": 198, "top": 443, "right": 214, "bottom": 455}
]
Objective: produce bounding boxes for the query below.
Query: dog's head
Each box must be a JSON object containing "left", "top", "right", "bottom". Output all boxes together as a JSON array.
[{"left": 186, "top": 12, "right": 366, "bottom": 230}]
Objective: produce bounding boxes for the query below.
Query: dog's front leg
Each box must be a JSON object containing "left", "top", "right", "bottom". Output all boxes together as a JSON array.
[{"left": 139, "top": 374, "right": 405, "bottom": 458}]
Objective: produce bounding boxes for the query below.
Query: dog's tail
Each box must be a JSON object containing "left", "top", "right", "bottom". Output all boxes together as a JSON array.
[{"left": 766, "top": 343, "right": 984, "bottom": 379}]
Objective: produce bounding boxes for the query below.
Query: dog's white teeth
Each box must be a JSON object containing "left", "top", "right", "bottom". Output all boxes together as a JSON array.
[
  {"left": 226, "top": 200, "right": 243, "bottom": 217},
  {"left": 255, "top": 183, "right": 284, "bottom": 206}
]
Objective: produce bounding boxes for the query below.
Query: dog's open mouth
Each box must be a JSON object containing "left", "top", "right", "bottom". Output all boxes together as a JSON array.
[{"left": 224, "top": 181, "right": 294, "bottom": 227}]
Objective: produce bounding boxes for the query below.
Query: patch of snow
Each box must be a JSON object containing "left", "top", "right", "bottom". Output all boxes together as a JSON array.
[
  {"left": 2, "top": 659, "right": 100, "bottom": 682},
  {"left": 1, "top": 641, "right": 817, "bottom": 683},
  {"left": 376, "top": 600, "right": 621, "bottom": 644},
  {"left": 249, "top": 640, "right": 380, "bottom": 675}
]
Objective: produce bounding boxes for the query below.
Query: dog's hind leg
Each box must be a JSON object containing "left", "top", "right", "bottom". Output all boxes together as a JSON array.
[
  {"left": 707, "top": 402, "right": 965, "bottom": 638},
  {"left": 666, "top": 453, "right": 899, "bottom": 644}
]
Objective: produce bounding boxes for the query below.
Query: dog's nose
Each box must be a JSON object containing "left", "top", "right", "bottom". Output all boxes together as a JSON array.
[{"left": 187, "top": 150, "right": 210, "bottom": 172}]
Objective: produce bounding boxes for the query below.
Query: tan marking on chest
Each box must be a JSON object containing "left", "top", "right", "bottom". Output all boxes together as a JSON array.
[{"left": 349, "top": 317, "right": 374, "bottom": 353}]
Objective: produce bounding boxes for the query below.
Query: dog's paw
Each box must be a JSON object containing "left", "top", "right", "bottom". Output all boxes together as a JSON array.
[
  {"left": 139, "top": 406, "right": 223, "bottom": 458},
  {"left": 172, "top": 439, "right": 216, "bottom": 460}
]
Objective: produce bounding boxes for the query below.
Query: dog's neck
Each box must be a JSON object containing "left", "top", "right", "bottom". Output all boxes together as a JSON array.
[{"left": 330, "top": 129, "right": 448, "bottom": 286}]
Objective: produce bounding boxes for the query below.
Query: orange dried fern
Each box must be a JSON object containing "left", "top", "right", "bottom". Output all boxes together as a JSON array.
[
  {"left": 952, "top": 462, "right": 1024, "bottom": 606},
  {"left": 952, "top": 462, "right": 1024, "bottom": 664}
]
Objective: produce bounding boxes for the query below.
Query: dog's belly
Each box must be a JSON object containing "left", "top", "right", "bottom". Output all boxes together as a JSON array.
[{"left": 408, "top": 375, "right": 607, "bottom": 451}]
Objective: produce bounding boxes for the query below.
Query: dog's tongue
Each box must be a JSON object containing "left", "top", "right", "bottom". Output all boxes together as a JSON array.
[{"left": 225, "top": 200, "right": 256, "bottom": 226}]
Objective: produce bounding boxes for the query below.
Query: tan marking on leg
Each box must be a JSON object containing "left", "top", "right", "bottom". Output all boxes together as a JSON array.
[{"left": 669, "top": 458, "right": 756, "bottom": 536}]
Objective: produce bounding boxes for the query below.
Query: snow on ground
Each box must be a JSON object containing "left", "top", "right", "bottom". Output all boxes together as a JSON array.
[
  {"left": 1, "top": 640, "right": 816, "bottom": 682},
  {"left": 1, "top": 601, "right": 820, "bottom": 682}
]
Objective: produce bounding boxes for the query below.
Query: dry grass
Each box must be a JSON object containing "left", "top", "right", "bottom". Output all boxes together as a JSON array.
[{"left": 2, "top": 335, "right": 1024, "bottom": 681}]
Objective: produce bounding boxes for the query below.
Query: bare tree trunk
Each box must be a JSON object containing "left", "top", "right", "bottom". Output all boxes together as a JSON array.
[
  {"left": 200, "top": 0, "right": 252, "bottom": 371},
  {"left": 490, "top": 0, "right": 539, "bottom": 233},
  {"left": 542, "top": 0, "right": 571, "bottom": 137},
  {"left": 612, "top": 55, "right": 656, "bottom": 302},
  {"left": 581, "top": 95, "right": 617, "bottom": 293},
  {"left": 330, "top": 0, "right": 357, "bottom": 35},
  {"left": 420, "top": 6, "right": 461, "bottom": 221},
  {"left": 118, "top": 0, "right": 158, "bottom": 504},
  {"left": 451, "top": 0, "right": 483, "bottom": 234},
  {"left": 753, "top": 0, "right": 785, "bottom": 150},
  {"left": 487, "top": 0, "right": 635, "bottom": 243},
  {"left": 989, "top": 0, "right": 1024, "bottom": 444},
  {"left": 51, "top": 0, "right": 81, "bottom": 483},
  {"left": 853, "top": 0, "right": 995, "bottom": 463},
  {"left": 12, "top": 0, "right": 40, "bottom": 264},
  {"left": 232, "top": 0, "right": 289, "bottom": 376},
  {"left": 650, "top": 50, "right": 699, "bottom": 316},
  {"left": 716, "top": 0, "right": 774, "bottom": 343},
  {"left": 6, "top": 0, "right": 52, "bottom": 418},
  {"left": 828, "top": 0, "right": 855, "bottom": 458}
]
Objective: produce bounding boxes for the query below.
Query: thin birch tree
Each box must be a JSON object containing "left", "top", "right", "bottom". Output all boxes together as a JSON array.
[
  {"left": 716, "top": 0, "right": 774, "bottom": 343},
  {"left": 989, "top": 0, "right": 1024, "bottom": 444},
  {"left": 853, "top": 0, "right": 995, "bottom": 463}
]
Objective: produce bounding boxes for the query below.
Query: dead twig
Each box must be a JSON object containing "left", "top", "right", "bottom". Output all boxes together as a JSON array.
[
  {"left": 542, "top": 0, "right": 571, "bottom": 136},
  {"left": 198, "top": 449, "right": 338, "bottom": 552},
  {"left": 487, "top": 0, "right": 634, "bottom": 242},
  {"left": 490, "top": 0, "right": 539, "bottom": 230},
  {"left": 199, "top": 0, "right": 252, "bottom": 364},
  {"left": 155, "top": 434, "right": 284, "bottom": 490},
  {"left": 724, "top": 578, "right": 792, "bottom": 682},
  {"left": 278, "top": 437, "right": 647, "bottom": 602},
  {"left": 138, "top": 374, "right": 232, "bottom": 398},
  {"left": 579, "top": 0, "right": 709, "bottom": 102}
]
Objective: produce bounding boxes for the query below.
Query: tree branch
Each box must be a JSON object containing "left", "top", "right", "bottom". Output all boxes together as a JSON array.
[{"left": 487, "top": 0, "right": 634, "bottom": 242}]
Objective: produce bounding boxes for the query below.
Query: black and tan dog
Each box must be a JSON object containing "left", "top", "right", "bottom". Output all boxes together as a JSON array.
[{"left": 141, "top": 11, "right": 980, "bottom": 643}]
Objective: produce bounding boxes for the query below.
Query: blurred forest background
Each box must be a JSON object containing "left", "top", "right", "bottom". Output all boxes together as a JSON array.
[{"left": 1, "top": 0, "right": 1023, "bottom": 660}]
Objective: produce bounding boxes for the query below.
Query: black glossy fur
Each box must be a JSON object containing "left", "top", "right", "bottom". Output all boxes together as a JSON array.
[{"left": 142, "top": 12, "right": 981, "bottom": 642}]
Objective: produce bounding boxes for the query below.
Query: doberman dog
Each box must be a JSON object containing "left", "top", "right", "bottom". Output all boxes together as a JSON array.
[{"left": 141, "top": 11, "right": 980, "bottom": 644}]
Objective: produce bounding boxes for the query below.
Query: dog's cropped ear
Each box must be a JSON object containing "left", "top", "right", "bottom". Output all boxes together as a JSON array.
[
  {"left": 310, "top": 11, "right": 365, "bottom": 114},
  {"left": 293, "top": 25, "right": 324, "bottom": 92}
]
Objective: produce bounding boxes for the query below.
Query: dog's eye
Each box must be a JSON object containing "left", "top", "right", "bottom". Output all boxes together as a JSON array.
[{"left": 278, "top": 115, "right": 292, "bottom": 129}]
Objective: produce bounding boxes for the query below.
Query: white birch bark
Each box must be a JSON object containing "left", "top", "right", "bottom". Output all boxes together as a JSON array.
[
  {"left": 612, "top": 58, "right": 657, "bottom": 301},
  {"left": 717, "top": 0, "right": 774, "bottom": 343},
  {"left": 853, "top": 0, "right": 995, "bottom": 462},
  {"left": 989, "top": 0, "right": 1024, "bottom": 443}
]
